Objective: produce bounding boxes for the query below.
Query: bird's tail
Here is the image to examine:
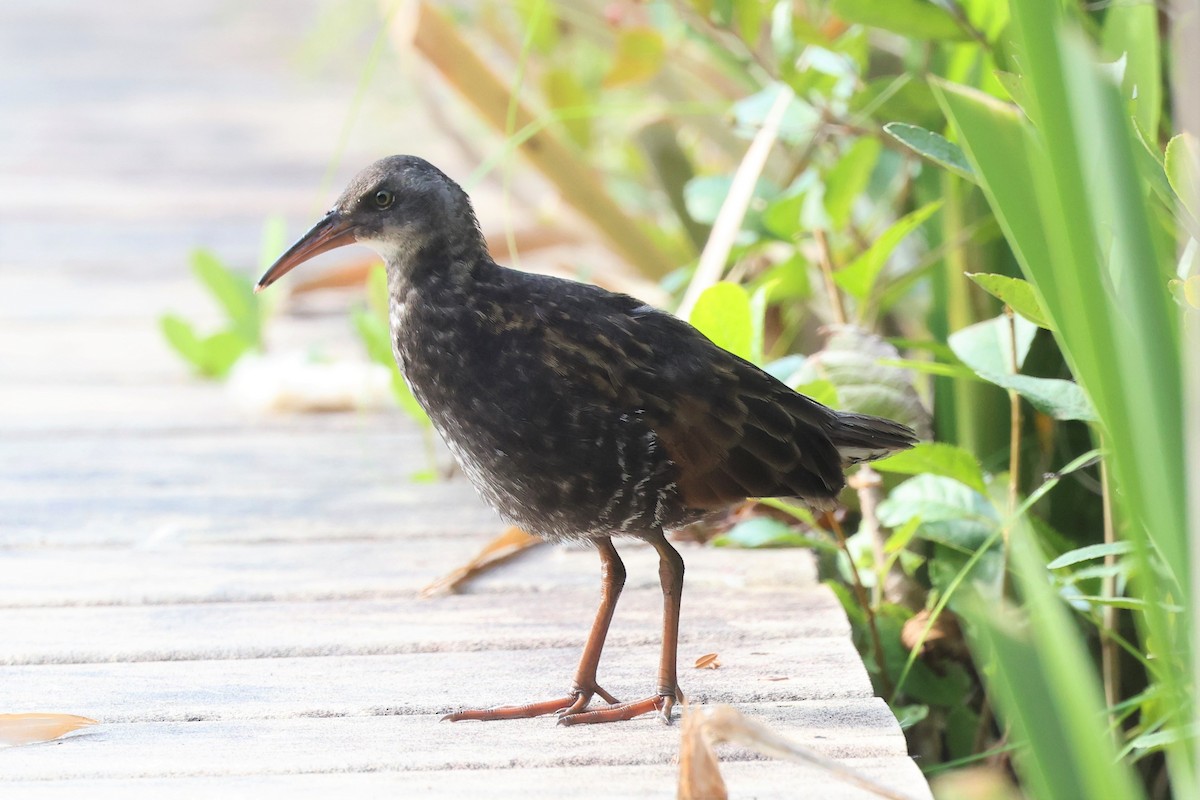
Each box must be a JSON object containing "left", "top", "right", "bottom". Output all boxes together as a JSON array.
[{"left": 828, "top": 411, "right": 918, "bottom": 466}]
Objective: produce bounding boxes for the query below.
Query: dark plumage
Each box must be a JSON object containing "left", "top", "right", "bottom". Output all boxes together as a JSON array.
[{"left": 258, "top": 155, "right": 916, "bottom": 725}]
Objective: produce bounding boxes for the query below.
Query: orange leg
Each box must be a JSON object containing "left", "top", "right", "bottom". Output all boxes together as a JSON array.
[
  {"left": 559, "top": 530, "right": 686, "bottom": 726},
  {"left": 442, "top": 536, "right": 626, "bottom": 722}
]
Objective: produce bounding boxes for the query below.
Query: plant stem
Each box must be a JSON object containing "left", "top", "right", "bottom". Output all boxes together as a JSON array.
[
  {"left": 814, "top": 228, "right": 849, "bottom": 325},
  {"left": 1100, "top": 452, "right": 1121, "bottom": 726},
  {"left": 826, "top": 511, "right": 894, "bottom": 699},
  {"left": 1005, "top": 306, "right": 1022, "bottom": 530}
]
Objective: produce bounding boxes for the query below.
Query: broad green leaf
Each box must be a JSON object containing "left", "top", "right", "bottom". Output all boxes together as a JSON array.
[
  {"left": 198, "top": 331, "right": 252, "bottom": 378},
  {"left": 949, "top": 315, "right": 1096, "bottom": 420},
  {"left": 823, "top": 137, "right": 880, "bottom": 228},
  {"left": 965, "top": 273, "right": 1053, "bottom": 329},
  {"left": 834, "top": 201, "right": 942, "bottom": 300},
  {"left": 733, "top": 0, "right": 768, "bottom": 44},
  {"left": 748, "top": 282, "right": 772, "bottom": 364},
  {"left": 683, "top": 174, "right": 779, "bottom": 229},
  {"left": 731, "top": 83, "right": 820, "bottom": 144},
  {"left": 871, "top": 442, "right": 986, "bottom": 493},
  {"left": 603, "top": 28, "right": 664, "bottom": 88},
  {"left": 191, "top": 249, "right": 261, "bottom": 347},
  {"left": 883, "top": 122, "right": 975, "bottom": 182},
  {"left": 712, "top": 517, "right": 834, "bottom": 551},
  {"left": 514, "top": 0, "right": 558, "bottom": 53},
  {"left": 160, "top": 315, "right": 204, "bottom": 369},
  {"left": 688, "top": 282, "right": 753, "bottom": 362},
  {"left": 999, "top": 374, "right": 1097, "bottom": 422},
  {"left": 877, "top": 474, "right": 999, "bottom": 552},
  {"left": 892, "top": 704, "right": 929, "bottom": 731},
  {"left": 543, "top": 68, "right": 592, "bottom": 149},
  {"left": 792, "top": 378, "right": 838, "bottom": 409},
  {"left": 851, "top": 76, "right": 943, "bottom": 130},
  {"left": 947, "top": 313, "right": 1038, "bottom": 375},
  {"left": 1165, "top": 133, "right": 1199, "bottom": 220},
  {"left": 829, "top": 0, "right": 970, "bottom": 40}
]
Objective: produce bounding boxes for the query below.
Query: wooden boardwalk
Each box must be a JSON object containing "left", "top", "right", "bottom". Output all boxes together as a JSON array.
[{"left": 0, "top": 2, "right": 930, "bottom": 797}]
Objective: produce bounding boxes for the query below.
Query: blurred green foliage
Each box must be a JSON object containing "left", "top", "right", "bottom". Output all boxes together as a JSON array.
[{"left": 413, "top": 0, "right": 1191, "bottom": 794}]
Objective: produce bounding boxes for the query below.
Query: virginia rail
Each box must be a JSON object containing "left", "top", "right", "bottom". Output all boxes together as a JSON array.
[{"left": 257, "top": 155, "right": 916, "bottom": 725}]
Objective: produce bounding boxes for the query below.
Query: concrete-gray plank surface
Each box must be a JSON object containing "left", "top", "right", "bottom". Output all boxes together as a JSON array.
[{"left": 0, "top": 1, "right": 931, "bottom": 798}]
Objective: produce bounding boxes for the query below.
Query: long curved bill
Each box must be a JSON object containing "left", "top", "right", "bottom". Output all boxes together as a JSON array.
[{"left": 255, "top": 212, "right": 358, "bottom": 293}]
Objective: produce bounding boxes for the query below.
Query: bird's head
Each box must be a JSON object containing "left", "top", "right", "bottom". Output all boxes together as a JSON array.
[{"left": 256, "top": 155, "right": 482, "bottom": 292}]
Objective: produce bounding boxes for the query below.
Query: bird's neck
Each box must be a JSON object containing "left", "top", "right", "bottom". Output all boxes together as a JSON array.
[{"left": 382, "top": 229, "right": 496, "bottom": 330}]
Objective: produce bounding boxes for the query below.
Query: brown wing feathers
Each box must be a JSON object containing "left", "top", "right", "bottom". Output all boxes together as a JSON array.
[{"left": 655, "top": 365, "right": 846, "bottom": 510}]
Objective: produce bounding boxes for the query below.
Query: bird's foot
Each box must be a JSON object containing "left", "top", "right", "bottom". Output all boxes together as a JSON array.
[
  {"left": 441, "top": 683, "right": 619, "bottom": 722},
  {"left": 557, "top": 690, "right": 680, "bottom": 726}
]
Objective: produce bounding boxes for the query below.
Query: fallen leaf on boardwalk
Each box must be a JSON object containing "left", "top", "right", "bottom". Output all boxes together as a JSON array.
[
  {"left": 694, "top": 653, "right": 721, "bottom": 670},
  {"left": 420, "top": 526, "right": 544, "bottom": 598},
  {"left": 677, "top": 704, "right": 921, "bottom": 800},
  {"left": 0, "top": 714, "right": 98, "bottom": 747},
  {"left": 678, "top": 704, "right": 728, "bottom": 800}
]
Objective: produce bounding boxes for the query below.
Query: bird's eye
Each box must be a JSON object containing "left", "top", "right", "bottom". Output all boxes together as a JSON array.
[{"left": 373, "top": 190, "right": 395, "bottom": 209}]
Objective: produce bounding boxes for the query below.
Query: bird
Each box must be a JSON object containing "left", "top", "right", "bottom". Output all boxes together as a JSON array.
[{"left": 256, "top": 155, "right": 917, "bottom": 726}]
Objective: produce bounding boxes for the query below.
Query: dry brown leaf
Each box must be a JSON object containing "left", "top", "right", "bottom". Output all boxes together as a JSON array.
[
  {"left": 931, "top": 765, "right": 1021, "bottom": 800},
  {"left": 694, "top": 653, "right": 721, "bottom": 670},
  {"left": 678, "top": 704, "right": 728, "bottom": 800},
  {"left": 420, "top": 526, "right": 544, "bottom": 598},
  {"left": 0, "top": 714, "right": 98, "bottom": 747},
  {"left": 677, "top": 704, "right": 921, "bottom": 800},
  {"left": 901, "top": 608, "right": 968, "bottom": 664}
]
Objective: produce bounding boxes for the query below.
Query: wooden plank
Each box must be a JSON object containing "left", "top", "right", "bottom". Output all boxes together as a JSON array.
[
  {"left": 0, "top": 760, "right": 932, "bottom": 800},
  {"left": 0, "top": 640, "right": 873, "bottom": 719},
  {"left": 0, "top": 702, "right": 909, "bottom": 779},
  {"left": 0, "top": 540, "right": 819, "bottom": 606},
  {"left": 0, "top": 582, "right": 846, "bottom": 665}
]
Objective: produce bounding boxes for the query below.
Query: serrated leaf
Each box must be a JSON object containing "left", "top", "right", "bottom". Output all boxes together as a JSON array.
[
  {"left": 603, "top": 28, "right": 664, "bottom": 88},
  {"left": 829, "top": 0, "right": 970, "bottom": 40},
  {"left": 834, "top": 201, "right": 942, "bottom": 300},
  {"left": 689, "top": 282, "right": 753, "bottom": 362},
  {"left": 965, "top": 273, "right": 1053, "bottom": 329},
  {"left": 871, "top": 442, "right": 987, "bottom": 493},
  {"left": 877, "top": 474, "right": 1000, "bottom": 551},
  {"left": 792, "top": 326, "right": 931, "bottom": 436},
  {"left": 883, "top": 122, "right": 975, "bottom": 182},
  {"left": 824, "top": 137, "right": 881, "bottom": 228}
]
